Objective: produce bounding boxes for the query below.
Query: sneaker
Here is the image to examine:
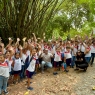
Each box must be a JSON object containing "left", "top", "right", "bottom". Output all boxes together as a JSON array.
[
  {"left": 53, "top": 72, "right": 58, "bottom": 75},
  {"left": 27, "top": 87, "right": 33, "bottom": 90},
  {"left": 64, "top": 70, "right": 69, "bottom": 72},
  {"left": 4, "top": 91, "right": 9, "bottom": 94}
]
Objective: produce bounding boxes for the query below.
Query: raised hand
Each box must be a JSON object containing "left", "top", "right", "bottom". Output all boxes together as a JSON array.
[
  {"left": 8, "top": 37, "right": 13, "bottom": 43},
  {"left": 17, "top": 38, "right": 20, "bottom": 42},
  {"left": 19, "top": 45, "right": 23, "bottom": 50},
  {"left": 22, "top": 37, "right": 26, "bottom": 42},
  {"left": 28, "top": 39, "right": 31, "bottom": 43}
]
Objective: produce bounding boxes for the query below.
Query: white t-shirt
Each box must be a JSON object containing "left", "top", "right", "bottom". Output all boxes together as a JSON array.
[
  {"left": 0, "top": 62, "right": 9, "bottom": 77},
  {"left": 5, "top": 59, "right": 13, "bottom": 72},
  {"left": 13, "top": 58, "right": 22, "bottom": 71},
  {"left": 85, "top": 47, "right": 91, "bottom": 57},
  {"left": 90, "top": 45, "right": 95, "bottom": 53},
  {"left": 21, "top": 53, "right": 27, "bottom": 65},
  {"left": 27, "top": 58, "right": 36, "bottom": 72},
  {"left": 61, "top": 46, "right": 66, "bottom": 53},
  {"left": 64, "top": 51, "right": 72, "bottom": 59},
  {"left": 80, "top": 44, "right": 85, "bottom": 52},
  {"left": 72, "top": 46, "right": 78, "bottom": 56},
  {"left": 54, "top": 52, "right": 62, "bottom": 62},
  {"left": 41, "top": 53, "right": 53, "bottom": 62}
]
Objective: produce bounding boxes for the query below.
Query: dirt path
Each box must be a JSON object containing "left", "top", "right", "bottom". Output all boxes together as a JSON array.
[{"left": 7, "top": 64, "right": 95, "bottom": 95}]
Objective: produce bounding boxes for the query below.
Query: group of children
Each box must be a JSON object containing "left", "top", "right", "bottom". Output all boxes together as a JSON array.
[{"left": 0, "top": 34, "right": 95, "bottom": 94}]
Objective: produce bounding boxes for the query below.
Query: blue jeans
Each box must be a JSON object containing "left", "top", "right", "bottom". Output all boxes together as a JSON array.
[
  {"left": 41, "top": 61, "right": 52, "bottom": 71},
  {"left": 0, "top": 76, "right": 8, "bottom": 94},
  {"left": 62, "top": 62, "right": 67, "bottom": 69},
  {"left": 85, "top": 57, "right": 91, "bottom": 63},
  {"left": 71, "top": 56, "right": 76, "bottom": 67}
]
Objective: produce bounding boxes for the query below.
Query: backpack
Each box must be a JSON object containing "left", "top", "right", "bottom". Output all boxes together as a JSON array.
[{"left": 25, "top": 56, "right": 32, "bottom": 69}]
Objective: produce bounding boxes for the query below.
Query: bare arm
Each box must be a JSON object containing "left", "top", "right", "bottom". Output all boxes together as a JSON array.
[
  {"left": 32, "top": 33, "right": 37, "bottom": 42},
  {"left": 22, "top": 37, "right": 27, "bottom": 48},
  {"left": 6, "top": 38, "right": 13, "bottom": 49}
]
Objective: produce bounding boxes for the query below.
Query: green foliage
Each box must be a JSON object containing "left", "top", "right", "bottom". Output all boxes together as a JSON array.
[
  {"left": 0, "top": 0, "right": 95, "bottom": 43},
  {"left": 46, "top": 0, "right": 95, "bottom": 40}
]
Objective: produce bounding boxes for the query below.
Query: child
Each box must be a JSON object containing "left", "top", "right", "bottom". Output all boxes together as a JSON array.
[
  {"left": 90, "top": 41, "right": 95, "bottom": 66},
  {"left": 64, "top": 46, "right": 72, "bottom": 69},
  {"left": 84, "top": 42, "right": 91, "bottom": 64},
  {"left": 0, "top": 54, "right": 9, "bottom": 95},
  {"left": 5, "top": 51, "right": 13, "bottom": 76},
  {"left": 12, "top": 52, "right": 22, "bottom": 84},
  {"left": 35, "top": 50, "right": 40, "bottom": 73},
  {"left": 53, "top": 47, "right": 62, "bottom": 75},
  {"left": 5, "top": 51, "right": 13, "bottom": 85},
  {"left": 21, "top": 48, "right": 27, "bottom": 80},
  {"left": 26, "top": 48, "right": 37, "bottom": 90},
  {"left": 71, "top": 41, "right": 78, "bottom": 68}
]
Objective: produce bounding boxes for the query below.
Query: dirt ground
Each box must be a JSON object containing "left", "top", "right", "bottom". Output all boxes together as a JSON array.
[{"left": 7, "top": 61, "right": 95, "bottom": 95}]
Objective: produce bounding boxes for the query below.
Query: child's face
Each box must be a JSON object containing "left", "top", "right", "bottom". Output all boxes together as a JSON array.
[
  {"left": 75, "top": 41, "right": 78, "bottom": 45},
  {"left": 32, "top": 49, "right": 36, "bottom": 56},
  {"left": 22, "top": 49, "right": 27, "bottom": 54},
  {"left": 6, "top": 52, "right": 10, "bottom": 58},
  {"left": 56, "top": 48, "right": 60, "bottom": 52},
  {"left": 0, "top": 55, "right": 5, "bottom": 63},
  {"left": 15, "top": 53, "right": 20, "bottom": 59},
  {"left": 66, "top": 47, "right": 70, "bottom": 51}
]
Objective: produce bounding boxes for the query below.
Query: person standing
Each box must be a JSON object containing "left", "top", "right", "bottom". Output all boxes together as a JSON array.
[{"left": 0, "top": 54, "right": 9, "bottom": 95}]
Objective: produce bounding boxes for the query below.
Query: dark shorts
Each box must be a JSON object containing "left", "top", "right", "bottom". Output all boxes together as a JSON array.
[
  {"left": 13, "top": 70, "right": 21, "bottom": 75},
  {"left": 9, "top": 72, "right": 13, "bottom": 76},
  {"left": 66, "top": 58, "right": 71, "bottom": 66},
  {"left": 26, "top": 70, "right": 34, "bottom": 78},
  {"left": 39, "top": 58, "right": 42, "bottom": 64},
  {"left": 36, "top": 59, "right": 39, "bottom": 64},
  {"left": 54, "top": 61, "right": 62, "bottom": 68}
]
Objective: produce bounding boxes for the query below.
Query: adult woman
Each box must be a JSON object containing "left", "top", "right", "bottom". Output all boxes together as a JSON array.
[{"left": 75, "top": 50, "right": 88, "bottom": 71}]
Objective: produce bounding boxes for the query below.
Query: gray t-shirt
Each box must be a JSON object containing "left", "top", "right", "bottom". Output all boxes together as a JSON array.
[{"left": 41, "top": 53, "right": 53, "bottom": 62}]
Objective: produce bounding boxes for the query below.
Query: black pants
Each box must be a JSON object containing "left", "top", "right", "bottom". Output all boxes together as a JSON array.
[
  {"left": 75, "top": 60, "right": 83, "bottom": 68},
  {"left": 91, "top": 53, "right": 95, "bottom": 65},
  {"left": 75, "top": 60, "right": 88, "bottom": 69}
]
